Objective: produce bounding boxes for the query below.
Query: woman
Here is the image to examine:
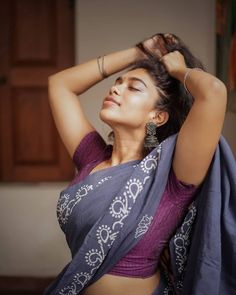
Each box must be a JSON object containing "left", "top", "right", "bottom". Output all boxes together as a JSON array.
[{"left": 44, "top": 33, "right": 230, "bottom": 295}]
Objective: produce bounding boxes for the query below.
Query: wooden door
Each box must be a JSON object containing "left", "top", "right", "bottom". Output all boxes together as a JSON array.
[{"left": 0, "top": 0, "right": 75, "bottom": 181}]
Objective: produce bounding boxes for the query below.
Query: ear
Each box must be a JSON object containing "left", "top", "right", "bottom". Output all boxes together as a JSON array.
[{"left": 149, "top": 110, "right": 169, "bottom": 127}]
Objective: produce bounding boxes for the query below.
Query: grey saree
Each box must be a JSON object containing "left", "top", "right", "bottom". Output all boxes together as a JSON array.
[{"left": 44, "top": 134, "right": 236, "bottom": 295}]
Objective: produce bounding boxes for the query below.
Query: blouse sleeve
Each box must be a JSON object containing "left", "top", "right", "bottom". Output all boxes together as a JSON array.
[
  {"left": 166, "top": 167, "right": 198, "bottom": 201},
  {"left": 72, "top": 131, "right": 109, "bottom": 171}
]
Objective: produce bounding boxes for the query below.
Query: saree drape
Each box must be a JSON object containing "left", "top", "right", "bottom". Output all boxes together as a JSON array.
[
  {"left": 152, "top": 135, "right": 236, "bottom": 295},
  {"left": 44, "top": 134, "right": 236, "bottom": 295}
]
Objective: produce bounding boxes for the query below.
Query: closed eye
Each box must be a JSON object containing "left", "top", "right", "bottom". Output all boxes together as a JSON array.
[
  {"left": 128, "top": 86, "right": 141, "bottom": 91},
  {"left": 115, "top": 76, "right": 147, "bottom": 91}
]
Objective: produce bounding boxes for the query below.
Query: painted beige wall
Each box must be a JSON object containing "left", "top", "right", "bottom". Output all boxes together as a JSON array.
[
  {"left": 0, "top": 0, "right": 235, "bottom": 277},
  {"left": 0, "top": 183, "right": 70, "bottom": 276},
  {"left": 76, "top": 0, "right": 217, "bottom": 138}
]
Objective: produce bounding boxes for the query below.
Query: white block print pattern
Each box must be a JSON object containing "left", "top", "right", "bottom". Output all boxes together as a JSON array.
[{"left": 58, "top": 147, "right": 161, "bottom": 294}]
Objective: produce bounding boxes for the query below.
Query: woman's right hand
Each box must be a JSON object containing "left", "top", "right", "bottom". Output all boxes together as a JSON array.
[{"left": 137, "top": 33, "right": 179, "bottom": 60}]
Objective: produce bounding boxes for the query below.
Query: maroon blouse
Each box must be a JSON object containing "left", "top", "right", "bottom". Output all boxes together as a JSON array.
[{"left": 71, "top": 131, "right": 197, "bottom": 278}]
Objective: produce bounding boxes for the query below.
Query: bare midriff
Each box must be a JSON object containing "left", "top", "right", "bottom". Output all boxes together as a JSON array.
[{"left": 83, "top": 269, "right": 160, "bottom": 295}]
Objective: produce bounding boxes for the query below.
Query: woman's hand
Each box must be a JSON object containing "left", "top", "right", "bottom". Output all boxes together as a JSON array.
[
  {"left": 140, "top": 33, "right": 178, "bottom": 59},
  {"left": 141, "top": 34, "right": 169, "bottom": 59},
  {"left": 160, "top": 50, "right": 188, "bottom": 80},
  {"left": 137, "top": 33, "right": 188, "bottom": 80}
]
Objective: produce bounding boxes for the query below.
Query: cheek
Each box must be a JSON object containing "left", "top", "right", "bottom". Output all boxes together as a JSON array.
[
  {"left": 123, "top": 94, "right": 152, "bottom": 115},
  {"left": 99, "top": 93, "right": 154, "bottom": 127},
  {"left": 118, "top": 101, "right": 151, "bottom": 128}
]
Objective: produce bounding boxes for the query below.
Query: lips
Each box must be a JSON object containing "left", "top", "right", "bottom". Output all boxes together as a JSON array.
[{"left": 104, "top": 96, "right": 121, "bottom": 106}]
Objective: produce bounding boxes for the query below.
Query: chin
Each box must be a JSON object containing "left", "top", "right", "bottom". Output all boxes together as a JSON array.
[
  {"left": 99, "top": 108, "right": 137, "bottom": 129},
  {"left": 99, "top": 108, "right": 117, "bottom": 126}
]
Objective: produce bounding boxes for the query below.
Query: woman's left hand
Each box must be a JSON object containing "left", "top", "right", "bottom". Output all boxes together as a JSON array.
[
  {"left": 140, "top": 34, "right": 188, "bottom": 80},
  {"left": 160, "top": 50, "right": 188, "bottom": 80}
]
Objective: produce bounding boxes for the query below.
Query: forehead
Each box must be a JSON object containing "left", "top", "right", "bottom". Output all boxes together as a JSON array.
[{"left": 123, "top": 68, "right": 154, "bottom": 84}]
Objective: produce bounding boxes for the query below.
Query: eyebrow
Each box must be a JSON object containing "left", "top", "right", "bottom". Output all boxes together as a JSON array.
[{"left": 115, "top": 76, "right": 148, "bottom": 88}]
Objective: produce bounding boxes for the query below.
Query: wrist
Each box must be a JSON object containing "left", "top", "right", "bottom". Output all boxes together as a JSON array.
[
  {"left": 135, "top": 43, "right": 149, "bottom": 60},
  {"left": 182, "top": 68, "right": 204, "bottom": 93},
  {"left": 172, "top": 67, "right": 189, "bottom": 82},
  {"left": 133, "top": 45, "right": 147, "bottom": 61}
]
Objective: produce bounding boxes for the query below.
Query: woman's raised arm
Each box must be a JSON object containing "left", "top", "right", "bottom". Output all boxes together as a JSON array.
[
  {"left": 162, "top": 51, "right": 227, "bottom": 186},
  {"left": 139, "top": 34, "right": 227, "bottom": 186},
  {"left": 48, "top": 47, "right": 143, "bottom": 157}
]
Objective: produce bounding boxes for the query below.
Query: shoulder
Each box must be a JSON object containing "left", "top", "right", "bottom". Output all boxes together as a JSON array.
[
  {"left": 163, "top": 167, "right": 198, "bottom": 207},
  {"left": 72, "top": 131, "right": 112, "bottom": 170}
]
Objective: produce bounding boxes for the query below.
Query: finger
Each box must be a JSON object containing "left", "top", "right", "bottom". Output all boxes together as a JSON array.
[
  {"left": 164, "top": 33, "right": 178, "bottom": 45},
  {"left": 159, "top": 54, "right": 168, "bottom": 63},
  {"left": 152, "top": 34, "right": 168, "bottom": 57},
  {"left": 159, "top": 50, "right": 181, "bottom": 63}
]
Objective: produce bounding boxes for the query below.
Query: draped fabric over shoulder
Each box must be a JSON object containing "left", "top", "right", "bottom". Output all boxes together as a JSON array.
[
  {"left": 43, "top": 134, "right": 236, "bottom": 295},
  {"left": 152, "top": 136, "right": 236, "bottom": 295}
]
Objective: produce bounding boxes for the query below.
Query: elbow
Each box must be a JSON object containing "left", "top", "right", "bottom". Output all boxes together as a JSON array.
[
  {"left": 48, "top": 74, "right": 59, "bottom": 87},
  {"left": 47, "top": 74, "right": 64, "bottom": 102},
  {"left": 48, "top": 73, "right": 75, "bottom": 94},
  {"left": 211, "top": 79, "right": 227, "bottom": 100},
  {"left": 206, "top": 78, "right": 227, "bottom": 107},
  {"left": 48, "top": 74, "right": 65, "bottom": 93},
  {"left": 212, "top": 78, "right": 227, "bottom": 91}
]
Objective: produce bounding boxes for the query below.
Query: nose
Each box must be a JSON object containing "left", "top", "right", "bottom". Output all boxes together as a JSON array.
[{"left": 109, "top": 84, "right": 121, "bottom": 96}]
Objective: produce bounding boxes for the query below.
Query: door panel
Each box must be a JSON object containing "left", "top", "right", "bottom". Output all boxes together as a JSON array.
[{"left": 0, "top": 0, "right": 75, "bottom": 181}]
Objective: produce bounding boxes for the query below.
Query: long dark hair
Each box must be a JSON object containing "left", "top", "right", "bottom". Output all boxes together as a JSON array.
[
  {"left": 131, "top": 33, "right": 205, "bottom": 143},
  {"left": 108, "top": 34, "right": 204, "bottom": 146}
]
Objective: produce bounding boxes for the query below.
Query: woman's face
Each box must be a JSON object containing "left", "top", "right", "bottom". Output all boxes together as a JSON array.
[{"left": 100, "top": 68, "right": 160, "bottom": 132}]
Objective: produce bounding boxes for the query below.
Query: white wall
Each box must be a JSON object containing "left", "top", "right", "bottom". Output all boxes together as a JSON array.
[{"left": 0, "top": 0, "right": 235, "bottom": 278}]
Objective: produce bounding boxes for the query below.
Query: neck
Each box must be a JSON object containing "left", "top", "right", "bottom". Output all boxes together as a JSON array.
[{"left": 108, "top": 129, "right": 145, "bottom": 166}]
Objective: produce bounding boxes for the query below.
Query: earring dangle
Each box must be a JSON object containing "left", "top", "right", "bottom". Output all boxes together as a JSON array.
[{"left": 144, "top": 122, "right": 159, "bottom": 149}]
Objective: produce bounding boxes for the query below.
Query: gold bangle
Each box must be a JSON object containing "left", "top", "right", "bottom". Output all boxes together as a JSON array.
[
  {"left": 101, "top": 55, "right": 108, "bottom": 78},
  {"left": 97, "top": 56, "right": 108, "bottom": 79},
  {"left": 184, "top": 68, "right": 203, "bottom": 93}
]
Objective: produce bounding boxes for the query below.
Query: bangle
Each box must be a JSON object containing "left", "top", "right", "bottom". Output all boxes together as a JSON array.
[
  {"left": 183, "top": 68, "right": 203, "bottom": 93},
  {"left": 101, "top": 55, "right": 108, "bottom": 78},
  {"left": 97, "top": 55, "right": 108, "bottom": 79}
]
